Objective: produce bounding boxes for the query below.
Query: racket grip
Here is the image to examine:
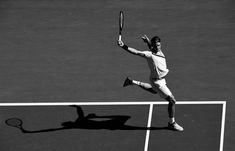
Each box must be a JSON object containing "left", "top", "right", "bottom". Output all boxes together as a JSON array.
[{"left": 118, "top": 34, "right": 122, "bottom": 41}]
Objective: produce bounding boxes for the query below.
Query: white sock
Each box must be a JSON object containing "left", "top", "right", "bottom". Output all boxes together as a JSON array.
[{"left": 169, "top": 117, "right": 175, "bottom": 124}]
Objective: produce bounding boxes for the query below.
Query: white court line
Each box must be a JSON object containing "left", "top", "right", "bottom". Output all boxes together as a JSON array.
[
  {"left": 0, "top": 101, "right": 226, "bottom": 151},
  {"left": 220, "top": 101, "right": 226, "bottom": 151},
  {"left": 144, "top": 104, "right": 153, "bottom": 151},
  {"left": 0, "top": 101, "right": 226, "bottom": 106}
]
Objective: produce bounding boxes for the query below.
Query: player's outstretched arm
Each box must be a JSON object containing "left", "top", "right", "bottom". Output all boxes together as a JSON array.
[
  {"left": 117, "top": 40, "right": 146, "bottom": 57},
  {"left": 141, "top": 35, "right": 152, "bottom": 49}
]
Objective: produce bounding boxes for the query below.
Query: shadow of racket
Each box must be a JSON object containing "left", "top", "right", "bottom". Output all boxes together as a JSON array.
[{"left": 5, "top": 118, "right": 25, "bottom": 132}]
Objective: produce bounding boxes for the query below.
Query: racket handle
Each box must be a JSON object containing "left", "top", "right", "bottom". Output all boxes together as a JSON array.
[{"left": 118, "top": 34, "right": 122, "bottom": 41}]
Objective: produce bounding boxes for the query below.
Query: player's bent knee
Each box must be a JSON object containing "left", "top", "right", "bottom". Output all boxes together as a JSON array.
[{"left": 165, "top": 95, "right": 176, "bottom": 104}]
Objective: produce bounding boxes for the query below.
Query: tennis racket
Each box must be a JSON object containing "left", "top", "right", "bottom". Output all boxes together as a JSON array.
[
  {"left": 5, "top": 118, "right": 23, "bottom": 130},
  {"left": 119, "top": 11, "right": 124, "bottom": 41}
]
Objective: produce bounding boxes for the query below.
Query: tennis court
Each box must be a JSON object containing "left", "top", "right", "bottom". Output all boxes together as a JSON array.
[
  {"left": 0, "top": 0, "right": 234, "bottom": 150},
  {"left": 0, "top": 101, "right": 225, "bottom": 151}
]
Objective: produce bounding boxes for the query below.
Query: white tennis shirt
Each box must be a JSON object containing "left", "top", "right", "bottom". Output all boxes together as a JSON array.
[{"left": 142, "top": 50, "right": 169, "bottom": 79}]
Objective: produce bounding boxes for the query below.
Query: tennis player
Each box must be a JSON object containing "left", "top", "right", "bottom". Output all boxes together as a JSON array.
[{"left": 117, "top": 35, "right": 184, "bottom": 131}]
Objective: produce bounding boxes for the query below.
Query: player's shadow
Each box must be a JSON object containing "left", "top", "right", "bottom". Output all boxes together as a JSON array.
[{"left": 6, "top": 105, "right": 169, "bottom": 133}]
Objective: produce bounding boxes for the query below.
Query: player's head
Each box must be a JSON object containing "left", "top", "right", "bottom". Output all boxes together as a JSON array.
[
  {"left": 151, "top": 36, "right": 161, "bottom": 52},
  {"left": 151, "top": 36, "right": 161, "bottom": 43}
]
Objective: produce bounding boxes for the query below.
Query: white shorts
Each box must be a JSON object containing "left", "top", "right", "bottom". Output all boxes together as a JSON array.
[{"left": 150, "top": 78, "right": 172, "bottom": 98}]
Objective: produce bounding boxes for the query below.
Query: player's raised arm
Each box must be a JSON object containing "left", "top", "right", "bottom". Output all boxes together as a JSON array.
[{"left": 117, "top": 40, "right": 147, "bottom": 57}]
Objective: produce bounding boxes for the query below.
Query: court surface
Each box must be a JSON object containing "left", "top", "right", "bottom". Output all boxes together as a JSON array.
[
  {"left": 0, "top": 0, "right": 234, "bottom": 150},
  {"left": 0, "top": 102, "right": 225, "bottom": 151}
]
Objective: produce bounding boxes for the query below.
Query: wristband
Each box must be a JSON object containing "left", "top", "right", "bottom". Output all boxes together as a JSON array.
[{"left": 122, "top": 44, "right": 128, "bottom": 50}]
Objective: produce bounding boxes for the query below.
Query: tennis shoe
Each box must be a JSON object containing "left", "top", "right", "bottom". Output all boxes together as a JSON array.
[
  {"left": 123, "top": 77, "right": 133, "bottom": 87},
  {"left": 168, "top": 122, "right": 184, "bottom": 131}
]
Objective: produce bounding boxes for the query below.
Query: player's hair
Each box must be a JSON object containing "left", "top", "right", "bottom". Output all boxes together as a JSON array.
[
  {"left": 151, "top": 36, "right": 161, "bottom": 44},
  {"left": 150, "top": 36, "right": 161, "bottom": 52}
]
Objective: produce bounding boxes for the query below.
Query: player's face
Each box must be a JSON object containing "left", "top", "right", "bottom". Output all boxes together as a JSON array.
[{"left": 153, "top": 41, "right": 161, "bottom": 50}]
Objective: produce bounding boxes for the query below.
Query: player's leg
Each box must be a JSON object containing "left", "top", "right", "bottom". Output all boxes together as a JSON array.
[
  {"left": 134, "top": 80, "right": 157, "bottom": 94},
  {"left": 165, "top": 94, "right": 176, "bottom": 123},
  {"left": 165, "top": 94, "right": 184, "bottom": 131},
  {"left": 155, "top": 85, "right": 176, "bottom": 122},
  {"left": 154, "top": 80, "right": 184, "bottom": 131},
  {"left": 123, "top": 77, "right": 157, "bottom": 94}
]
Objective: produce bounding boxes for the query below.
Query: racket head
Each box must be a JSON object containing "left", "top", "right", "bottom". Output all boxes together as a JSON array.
[
  {"left": 5, "top": 118, "right": 23, "bottom": 129},
  {"left": 119, "top": 11, "right": 124, "bottom": 33}
]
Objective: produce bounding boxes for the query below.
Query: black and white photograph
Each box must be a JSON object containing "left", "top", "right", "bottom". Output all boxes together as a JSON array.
[{"left": 0, "top": 0, "right": 234, "bottom": 151}]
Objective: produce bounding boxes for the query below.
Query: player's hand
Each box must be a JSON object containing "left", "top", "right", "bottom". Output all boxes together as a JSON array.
[
  {"left": 117, "top": 40, "right": 124, "bottom": 47},
  {"left": 141, "top": 35, "right": 150, "bottom": 43}
]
